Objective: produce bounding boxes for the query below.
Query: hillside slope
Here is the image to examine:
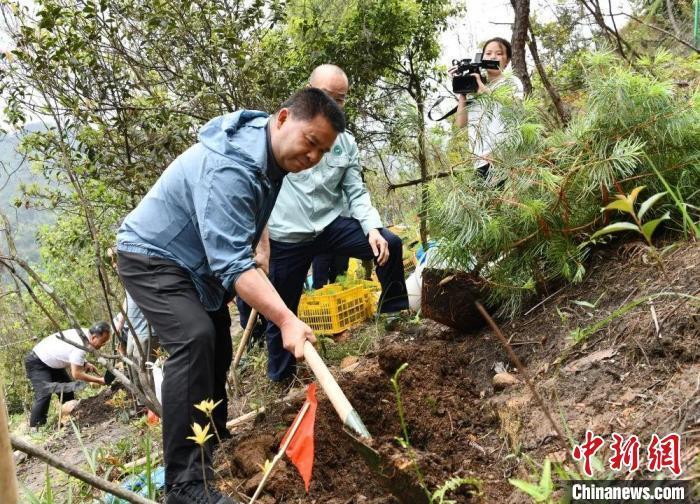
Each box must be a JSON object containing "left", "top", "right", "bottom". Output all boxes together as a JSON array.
[{"left": 219, "top": 240, "right": 699, "bottom": 502}]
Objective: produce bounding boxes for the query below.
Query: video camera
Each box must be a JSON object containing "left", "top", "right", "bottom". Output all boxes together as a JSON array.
[{"left": 451, "top": 53, "right": 501, "bottom": 94}]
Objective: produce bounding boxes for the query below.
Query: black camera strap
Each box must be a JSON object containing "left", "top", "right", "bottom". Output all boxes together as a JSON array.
[
  {"left": 428, "top": 95, "right": 473, "bottom": 122},
  {"left": 428, "top": 99, "right": 457, "bottom": 121}
]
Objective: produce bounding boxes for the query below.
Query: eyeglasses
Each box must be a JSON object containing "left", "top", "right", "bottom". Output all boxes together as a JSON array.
[
  {"left": 320, "top": 88, "right": 346, "bottom": 106},
  {"left": 329, "top": 94, "right": 346, "bottom": 106}
]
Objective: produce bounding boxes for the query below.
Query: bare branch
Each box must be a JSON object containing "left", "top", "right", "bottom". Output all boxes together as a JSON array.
[{"left": 620, "top": 12, "right": 699, "bottom": 53}]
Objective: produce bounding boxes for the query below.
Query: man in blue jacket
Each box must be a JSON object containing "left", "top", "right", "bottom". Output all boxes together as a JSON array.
[
  {"left": 116, "top": 88, "right": 344, "bottom": 504},
  {"left": 241, "top": 65, "right": 408, "bottom": 383}
]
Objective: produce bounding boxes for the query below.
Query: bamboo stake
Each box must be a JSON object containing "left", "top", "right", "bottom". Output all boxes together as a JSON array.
[
  {"left": 226, "top": 389, "right": 305, "bottom": 430},
  {"left": 248, "top": 402, "right": 310, "bottom": 504},
  {"left": 0, "top": 381, "right": 18, "bottom": 504},
  {"left": 234, "top": 308, "right": 258, "bottom": 369},
  {"left": 10, "top": 435, "right": 157, "bottom": 504},
  {"left": 474, "top": 302, "right": 575, "bottom": 466},
  {"left": 121, "top": 452, "right": 162, "bottom": 471},
  {"left": 232, "top": 308, "right": 258, "bottom": 390},
  {"left": 232, "top": 268, "right": 267, "bottom": 390}
]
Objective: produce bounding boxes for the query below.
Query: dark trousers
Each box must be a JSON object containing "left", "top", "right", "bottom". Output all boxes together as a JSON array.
[
  {"left": 477, "top": 163, "right": 490, "bottom": 178},
  {"left": 312, "top": 254, "right": 350, "bottom": 289},
  {"left": 241, "top": 216, "right": 408, "bottom": 381},
  {"left": 25, "top": 352, "right": 75, "bottom": 427},
  {"left": 117, "top": 252, "right": 232, "bottom": 487}
]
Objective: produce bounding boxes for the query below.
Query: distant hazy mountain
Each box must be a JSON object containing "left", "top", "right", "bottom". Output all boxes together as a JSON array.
[{"left": 0, "top": 124, "right": 56, "bottom": 263}]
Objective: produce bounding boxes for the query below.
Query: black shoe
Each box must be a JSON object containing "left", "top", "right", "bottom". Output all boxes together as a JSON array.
[{"left": 166, "top": 481, "right": 240, "bottom": 504}]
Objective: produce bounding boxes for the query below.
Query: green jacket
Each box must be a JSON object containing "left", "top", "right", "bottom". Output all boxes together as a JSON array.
[{"left": 268, "top": 131, "right": 382, "bottom": 243}]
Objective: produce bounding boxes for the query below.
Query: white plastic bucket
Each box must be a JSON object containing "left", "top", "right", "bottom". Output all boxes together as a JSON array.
[
  {"left": 150, "top": 363, "right": 164, "bottom": 406},
  {"left": 406, "top": 271, "right": 422, "bottom": 311}
]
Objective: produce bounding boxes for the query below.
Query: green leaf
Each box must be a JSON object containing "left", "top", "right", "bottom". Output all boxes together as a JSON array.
[
  {"left": 590, "top": 221, "right": 639, "bottom": 239},
  {"left": 509, "top": 479, "right": 545, "bottom": 500},
  {"left": 640, "top": 212, "right": 670, "bottom": 242},
  {"left": 638, "top": 192, "right": 666, "bottom": 220},
  {"left": 628, "top": 185, "right": 645, "bottom": 205},
  {"left": 539, "top": 459, "right": 553, "bottom": 494},
  {"left": 572, "top": 300, "right": 596, "bottom": 309},
  {"left": 603, "top": 199, "right": 634, "bottom": 214}
]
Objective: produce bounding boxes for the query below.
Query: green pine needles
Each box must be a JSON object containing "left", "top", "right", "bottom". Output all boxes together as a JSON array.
[{"left": 429, "top": 51, "right": 700, "bottom": 318}]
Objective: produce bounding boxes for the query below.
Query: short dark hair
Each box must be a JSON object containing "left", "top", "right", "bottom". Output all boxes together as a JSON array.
[
  {"left": 279, "top": 87, "right": 345, "bottom": 133},
  {"left": 482, "top": 37, "right": 512, "bottom": 61},
  {"left": 89, "top": 321, "right": 111, "bottom": 337}
]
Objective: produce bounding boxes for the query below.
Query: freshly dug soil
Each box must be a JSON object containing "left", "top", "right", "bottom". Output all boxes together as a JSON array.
[
  {"left": 217, "top": 241, "right": 699, "bottom": 503},
  {"left": 72, "top": 387, "right": 120, "bottom": 426}
]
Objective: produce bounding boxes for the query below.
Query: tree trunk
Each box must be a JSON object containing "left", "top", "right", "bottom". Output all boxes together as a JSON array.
[
  {"left": 510, "top": 0, "right": 533, "bottom": 95},
  {"left": 0, "top": 382, "right": 18, "bottom": 504},
  {"left": 664, "top": 0, "right": 682, "bottom": 38},
  {"left": 415, "top": 84, "right": 429, "bottom": 249},
  {"left": 528, "top": 28, "right": 570, "bottom": 125}
]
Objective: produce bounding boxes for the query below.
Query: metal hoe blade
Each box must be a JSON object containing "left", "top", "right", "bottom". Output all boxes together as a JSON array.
[{"left": 344, "top": 430, "right": 430, "bottom": 504}]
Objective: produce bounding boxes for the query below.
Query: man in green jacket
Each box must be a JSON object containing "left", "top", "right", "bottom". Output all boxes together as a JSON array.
[{"left": 240, "top": 64, "right": 408, "bottom": 382}]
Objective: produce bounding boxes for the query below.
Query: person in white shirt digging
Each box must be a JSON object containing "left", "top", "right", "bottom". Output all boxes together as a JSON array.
[{"left": 24, "top": 322, "right": 110, "bottom": 427}]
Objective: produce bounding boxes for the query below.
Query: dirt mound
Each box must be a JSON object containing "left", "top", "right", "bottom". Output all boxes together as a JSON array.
[
  {"left": 216, "top": 241, "right": 699, "bottom": 503},
  {"left": 72, "top": 387, "right": 120, "bottom": 425},
  {"left": 217, "top": 329, "right": 513, "bottom": 502}
]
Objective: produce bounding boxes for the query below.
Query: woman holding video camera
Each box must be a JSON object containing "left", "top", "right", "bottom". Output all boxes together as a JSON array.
[{"left": 451, "top": 37, "right": 524, "bottom": 179}]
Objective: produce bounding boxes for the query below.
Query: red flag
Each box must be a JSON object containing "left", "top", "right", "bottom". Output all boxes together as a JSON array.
[{"left": 280, "top": 383, "right": 317, "bottom": 492}]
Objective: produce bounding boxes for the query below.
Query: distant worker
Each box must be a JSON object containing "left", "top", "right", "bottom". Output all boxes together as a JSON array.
[
  {"left": 113, "top": 294, "right": 159, "bottom": 363},
  {"left": 24, "top": 322, "right": 110, "bottom": 427}
]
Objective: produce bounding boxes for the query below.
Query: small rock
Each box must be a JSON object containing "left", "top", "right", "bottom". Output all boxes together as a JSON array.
[
  {"left": 493, "top": 361, "right": 507, "bottom": 374},
  {"left": 341, "top": 362, "right": 360, "bottom": 373},
  {"left": 340, "top": 356, "right": 359, "bottom": 370},
  {"left": 61, "top": 399, "right": 79, "bottom": 415},
  {"left": 13, "top": 450, "right": 27, "bottom": 465},
  {"left": 493, "top": 372, "right": 520, "bottom": 390}
]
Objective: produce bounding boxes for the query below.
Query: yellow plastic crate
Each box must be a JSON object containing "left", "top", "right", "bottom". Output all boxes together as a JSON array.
[
  {"left": 298, "top": 285, "right": 370, "bottom": 335},
  {"left": 351, "top": 279, "right": 380, "bottom": 292},
  {"left": 345, "top": 280, "right": 380, "bottom": 316}
]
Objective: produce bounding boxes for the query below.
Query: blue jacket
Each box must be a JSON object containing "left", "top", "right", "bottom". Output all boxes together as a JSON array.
[{"left": 117, "top": 110, "right": 285, "bottom": 311}]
